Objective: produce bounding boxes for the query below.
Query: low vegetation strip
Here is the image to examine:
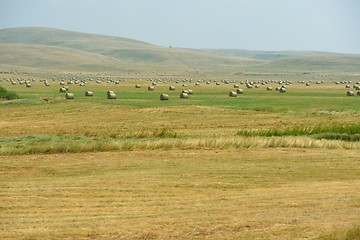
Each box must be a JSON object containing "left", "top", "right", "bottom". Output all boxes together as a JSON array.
[
  {"left": 237, "top": 123, "right": 360, "bottom": 141},
  {"left": 0, "top": 86, "right": 19, "bottom": 100},
  {"left": 316, "top": 226, "right": 360, "bottom": 240},
  {"left": 1, "top": 135, "right": 360, "bottom": 155}
]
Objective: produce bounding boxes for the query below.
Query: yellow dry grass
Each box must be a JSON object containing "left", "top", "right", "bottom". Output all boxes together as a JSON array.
[{"left": 1, "top": 149, "right": 359, "bottom": 239}]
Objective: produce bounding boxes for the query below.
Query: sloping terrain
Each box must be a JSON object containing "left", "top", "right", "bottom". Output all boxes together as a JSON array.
[
  {"left": 0, "top": 27, "right": 360, "bottom": 73},
  {"left": 0, "top": 27, "right": 261, "bottom": 72}
]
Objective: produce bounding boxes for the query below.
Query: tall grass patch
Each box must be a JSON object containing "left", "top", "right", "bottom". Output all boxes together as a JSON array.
[
  {"left": 0, "top": 86, "right": 19, "bottom": 100},
  {"left": 237, "top": 123, "right": 360, "bottom": 141},
  {"left": 316, "top": 226, "right": 360, "bottom": 240}
]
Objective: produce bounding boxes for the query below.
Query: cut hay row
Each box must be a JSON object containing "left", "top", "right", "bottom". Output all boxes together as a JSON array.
[{"left": 1, "top": 136, "right": 360, "bottom": 155}]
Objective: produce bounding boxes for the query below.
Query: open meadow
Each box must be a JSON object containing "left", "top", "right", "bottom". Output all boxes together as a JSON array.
[{"left": 1, "top": 69, "right": 360, "bottom": 239}]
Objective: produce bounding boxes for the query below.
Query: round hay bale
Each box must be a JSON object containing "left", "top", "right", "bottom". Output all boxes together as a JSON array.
[
  {"left": 266, "top": 87, "right": 273, "bottom": 91},
  {"left": 246, "top": 84, "right": 253, "bottom": 89},
  {"left": 107, "top": 91, "right": 116, "bottom": 99},
  {"left": 229, "top": 91, "right": 237, "bottom": 97},
  {"left": 306, "top": 83, "right": 311, "bottom": 86},
  {"left": 59, "top": 87, "right": 67, "bottom": 92},
  {"left": 148, "top": 86, "right": 155, "bottom": 91},
  {"left": 26, "top": 83, "right": 32, "bottom": 87},
  {"left": 188, "top": 89, "right": 193, "bottom": 95},
  {"left": 345, "top": 85, "right": 351, "bottom": 88},
  {"left": 135, "top": 84, "right": 141, "bottom": 88},
  {"left": 169, "top": 86, "right": 176, "bottom": 91},
  {"left": 236, "top": 89, "right": 244, "bottom": 94},
  {"left": 65, "top": 93, "right": 74, "bottom": 100},
  {"left": 279, "top": 87, "right": 287, "bottom": 93},
  {"left": 182, "top": 90, "right": 189, "bottom": 94},
  {"left": 160, "top": 93, "right": 169, "bottom": 100},
  {"left": 85, "top": 91, "right": 93, "bottom": 97},
  {"left": 180, "top": 93, "right": 189, "bottom": 99},
  {"left": 347, "top": 91, "right": 354, "bottom": 96},
  {"left": 234, "top": 84, "right": 239, "bottom": 88}
]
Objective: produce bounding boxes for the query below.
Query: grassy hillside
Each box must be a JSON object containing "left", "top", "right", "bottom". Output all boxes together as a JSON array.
[
  {"left": 0, "top": 27, "right": 262, "bottom": 72},
  {"left": 1, "top": 27, "right": 360, "bottom": 74},
  {"left": 0, "top": 44, "right": 129, "bottom": 71}
]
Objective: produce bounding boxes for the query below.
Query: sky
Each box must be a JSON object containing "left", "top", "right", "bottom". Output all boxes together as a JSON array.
[{"left": 0, "top": 0, "right": 359, "bottom": 54}]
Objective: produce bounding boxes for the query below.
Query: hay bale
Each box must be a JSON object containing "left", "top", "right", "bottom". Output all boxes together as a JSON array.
[
  {"left": 135, "top": 84, "right": 141, "bottom": 88},
  {"left": 188, "top": 89, "right": 193, "bottom": 95},
  {"left": 236, "top": 89, "right": 244, "bottom": 94},
  {"left": 148, "top": 86, "right": 155, "bottom": 91},
  {"left": 180, "top": 93, "right": 189, "bottom": 99},
  {"left": 246, "top": 84, "right": 253, "bottom": 89},
  {"left": 65, "top": 93, "right": 74, "bottom": 100},
  {"left": 182, "top": 90, "right": 189, "bottom": 94},
  {"left": 59, "top": 87, "right": 67, "bottom": 92},
  {"left": 279, "top": 87, "right": 287, "bottom": 93},
  {"left": 266, "top": 87, "right": 273, "bottom": 91},
  {"left": 85, "top": 91, "right": 93, "bottom": 97},
  {"left": 107, "top": 91, "right": 116, "bottom": 99},
  {"left": 347, "top": 91, "right": 354, "bottom": 96},
  {"left": 160, "top": 93, "right": 169, "bottom": 100},
  {"left": 169, "top": 86, "right": 176, "bottom": 91},
  {"left": 229, "top": 91, "right": 237, "bottom": 97}
]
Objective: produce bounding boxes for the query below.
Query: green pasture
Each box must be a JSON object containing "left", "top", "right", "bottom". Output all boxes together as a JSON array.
[{"left": 2, "top": 78, "right": 360, "bottom": 112}]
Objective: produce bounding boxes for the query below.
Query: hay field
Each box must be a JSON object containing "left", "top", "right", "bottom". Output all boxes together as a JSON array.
[{"left": 1, "top": 71, "right": 360, "bottom": 239}]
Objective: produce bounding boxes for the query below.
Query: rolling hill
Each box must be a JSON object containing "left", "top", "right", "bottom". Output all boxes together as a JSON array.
[{"left": 0, "top": 27, "right": 359, "bottom": 73}]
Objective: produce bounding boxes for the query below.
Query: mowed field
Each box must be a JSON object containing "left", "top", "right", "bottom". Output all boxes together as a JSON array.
[{"left": 1, "top": 71, "right": 360, "bottom": 239}]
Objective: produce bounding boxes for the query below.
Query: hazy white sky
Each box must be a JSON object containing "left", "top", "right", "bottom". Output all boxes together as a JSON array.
[{"left": 1, "top": 0, "right": 359, "bottom": 54}]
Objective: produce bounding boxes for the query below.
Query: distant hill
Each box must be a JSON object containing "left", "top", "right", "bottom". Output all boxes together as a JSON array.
[
  {"left": 0, "top": 27, "right": 359, "bottom": 73},
  {"left": 0, "top": 27, "right": 261, "bottom": 72}
]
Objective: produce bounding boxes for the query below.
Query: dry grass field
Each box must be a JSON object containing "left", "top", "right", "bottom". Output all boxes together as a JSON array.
[
  {"left": 1, "top": 27, "right": 360, "bottom": 239},
  {"left": 1, "top": 71, "right": 360, "bottom": 240},
  {"left": 1, "top": 149, "right": 359, "bottom": 239}
]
